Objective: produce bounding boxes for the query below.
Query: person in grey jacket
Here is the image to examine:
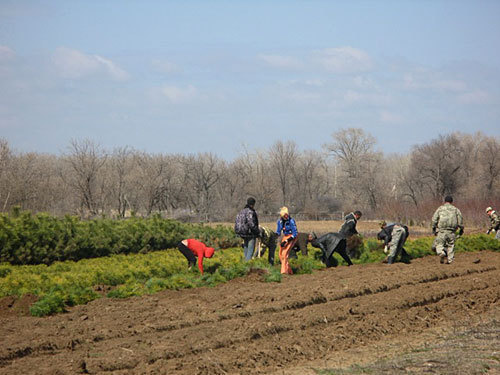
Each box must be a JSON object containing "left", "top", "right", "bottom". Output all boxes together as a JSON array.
[{"left": 309, "top": 232, "right": 353, "bottom": 267}]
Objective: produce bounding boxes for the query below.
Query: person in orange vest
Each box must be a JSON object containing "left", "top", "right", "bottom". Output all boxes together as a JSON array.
[
  {"left": 275, "top": 207, "right": 298, "bottom": 275},
  {"left": 177, "top": 239, "right": 215, "bottom": 274}
]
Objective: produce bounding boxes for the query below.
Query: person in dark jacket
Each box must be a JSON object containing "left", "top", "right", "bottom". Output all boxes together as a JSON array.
[
  {"left": 339, "top": 210, "right": 362, "bottom": 238},
  {"left": 234, "top": 197, "right": 260, "bottom": 261},
  {"left": 309, "top": 232, "right": 353, "bottom": 267},
  {"left": 339, "top": 210, "right": 362, "bottom": 258},
  {"left": 377, "top": 221, "right": 410, "bottom": 264},
  {"left": 288, "top": 232, "right": 310, "bottom": 259}
]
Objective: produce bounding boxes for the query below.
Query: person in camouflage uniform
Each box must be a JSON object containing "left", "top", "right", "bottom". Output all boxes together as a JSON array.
[
  {"left": 256, "top": 225, "right": 277, "bottom": 265},
  {"left": 377, "top": 221, "right": 410, "bottom": 264},
  {"left": 485, "top": 207, "right": 500, "bottom": 240},
  {"left": 431, "top": 195, "right": 464, "bottom": 264}
]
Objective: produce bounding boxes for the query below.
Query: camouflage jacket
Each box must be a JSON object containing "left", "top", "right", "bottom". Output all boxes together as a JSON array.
[
  {"left": 259, "top": 225, "right": 277, "bottom": 247},
  {"left": 488, "top": 210, "right": 500, "bottom": 231},
  {"left": 431, "top": 203, "right": 464, "bottom": 232}
]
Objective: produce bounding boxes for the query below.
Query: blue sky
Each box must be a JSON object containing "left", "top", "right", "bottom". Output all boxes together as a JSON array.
[{"left": 1, "top": 0, "right": 499, "bottom": 159}]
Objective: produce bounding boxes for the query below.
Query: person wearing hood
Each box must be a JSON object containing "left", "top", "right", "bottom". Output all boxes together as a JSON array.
[
  {"left": 177, "top": 239, "right": 215, "bottom": 274},
  {"left": 339, "top": 210, "right": 362, "bottom": 258},
  {"left": 276, "top": 207, "right": 298, "bottom": 274},
  {"left": 339, "top": 210, "right": 362, "bottom": 238},
  {"left": 309, "top": 232, "right": 353, "bottom": 267}
]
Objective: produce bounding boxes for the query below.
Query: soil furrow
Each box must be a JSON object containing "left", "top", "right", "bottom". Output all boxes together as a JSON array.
[{"left": 0, "top": 251, "right": 498, "bottom": 375}]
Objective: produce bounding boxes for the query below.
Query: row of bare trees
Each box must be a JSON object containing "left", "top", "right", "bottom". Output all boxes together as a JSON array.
[{"left": 1, "top": 130, "right": 499, "bottom": 224}]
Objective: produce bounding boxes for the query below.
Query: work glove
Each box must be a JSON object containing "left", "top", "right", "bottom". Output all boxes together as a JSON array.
[
  {"left": 486, "top": 229, "right": 491, "bottom": 235},
  {"left": 383, "top": 245, "right": 388, "bottom": 254}
]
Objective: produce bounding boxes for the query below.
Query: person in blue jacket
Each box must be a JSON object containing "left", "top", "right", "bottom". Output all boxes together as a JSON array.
[{"left": 276, "top": 206, "right": 298, "bottom": 274}]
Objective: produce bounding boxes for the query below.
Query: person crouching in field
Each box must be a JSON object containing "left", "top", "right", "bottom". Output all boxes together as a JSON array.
[
  {"left": 276, "top": 207, "right": 298, "bottom": 275},
  {"left": 177, "top": 239, "right": 215, "bottom": 274},
  {"left": 377, "top": 221, "right": 410, "bottom": 264},
  {"left": 288, "top": 232, "right": 310, "bottom": 259},
  {"left": 255, "top": 225, "right": 277, "bottom": 265},
  {"left": 309, "top": 232, "right": 353, "bottom": 267},
  {"left": 485, "top": 206, "right": 500, "bottom": 239}
]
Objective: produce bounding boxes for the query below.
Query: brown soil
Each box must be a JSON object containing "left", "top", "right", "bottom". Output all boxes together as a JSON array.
[
  {"left": 0, "top": 251, "right": 498, "bottom": 375},
  {"left": 220, "top": 220, "right": 484, "bottom": 238}
]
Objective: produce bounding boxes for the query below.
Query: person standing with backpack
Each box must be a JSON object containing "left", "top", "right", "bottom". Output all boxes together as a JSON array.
[{"left": 235, "top": 197, "right": 260, "bottom": 261}]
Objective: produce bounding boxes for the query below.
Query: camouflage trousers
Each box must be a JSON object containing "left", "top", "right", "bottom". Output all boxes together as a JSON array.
[
  {"left": 387, "top": 225, "right": 407, "bottom": 264},
  {"left": 435, "top": 230, "right": 456, "bottom": 263}
]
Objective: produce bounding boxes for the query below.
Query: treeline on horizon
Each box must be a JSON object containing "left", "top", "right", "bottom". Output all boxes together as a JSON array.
[{"left": 0, "top": 128, "right": 498, "bottom": 227}]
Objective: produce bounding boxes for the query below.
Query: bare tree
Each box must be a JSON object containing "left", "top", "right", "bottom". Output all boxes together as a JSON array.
[
  {"left": 478, "top": 136, "right": 500, "bottom": 196},
  {"left": 108, "top": 147, "right": 135, "bottom": 218},
  {"left": 182, "top": 153, "right": 224, "bottom": 221},
  {"left": 132, "top": 152, "right": 179, "bottom": 216},
  {"left": 323, "top": 128, "right": 382, "bottom": 210},
  {"left": 0, "top": 139, "right": 12, "bottom": 211},
  {"left": 233, "top": 148, "right": 278, "bottom": 214},
  {"left": 324, "top": 128, "right": 376, "bottom": 178},
  {"left": 62, "top": 139, "right": 107, "bottom": 217},
  {"left": 409, "top": 134, "right": 467, "bottom": 199},
  {"left": 291, "top": 150, "right": 325, "bottom": 213},
  {"left": 269, "top": 141, "right": 298, "bottom": 206}
]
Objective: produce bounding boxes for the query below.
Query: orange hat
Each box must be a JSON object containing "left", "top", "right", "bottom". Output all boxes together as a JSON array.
[{"left": 205, "top": 247, "right": 215, "bottom": 258}]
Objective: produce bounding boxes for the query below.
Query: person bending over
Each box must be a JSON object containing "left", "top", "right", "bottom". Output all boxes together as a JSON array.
[
  {"left": 177, "top": 239, "right": 215, "bottom": 274},
  {"left": 309, "top": 232, "right": 353, "bottom": 267}
]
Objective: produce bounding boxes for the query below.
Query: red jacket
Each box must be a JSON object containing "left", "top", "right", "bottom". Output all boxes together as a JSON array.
[{"left": 186, "top": 239, "right": 215, "bottom": 274}]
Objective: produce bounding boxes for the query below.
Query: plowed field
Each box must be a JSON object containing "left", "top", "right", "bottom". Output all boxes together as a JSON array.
[{"left": 0, "top": 251, "right": 499, "bottom": 375}]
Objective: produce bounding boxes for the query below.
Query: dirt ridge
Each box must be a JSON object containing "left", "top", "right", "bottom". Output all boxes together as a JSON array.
[{"left": 0, "top": 251, "right": 498, "bottom": 374}]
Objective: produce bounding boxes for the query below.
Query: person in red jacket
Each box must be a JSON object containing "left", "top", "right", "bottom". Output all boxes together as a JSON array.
[{"left": 177, "top": 239, "right": 215, "bottom": 274}]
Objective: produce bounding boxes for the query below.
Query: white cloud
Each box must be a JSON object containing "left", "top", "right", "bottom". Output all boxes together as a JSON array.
[
  {"left": 52, "top": 47, "right": 129, "bottom": 81},
  {"left": 0, "top": 45, "right": 15, "bottom": 62},
  {"left": 152, "top": 59, "right": 180, "bottom": 74},
  {"left": 380, "top": 110, "right": 404, "bottom": 124},
  {"left": 258, "top": 54, "right": 303, "bottom": 69},
  {"left": 457, "top": 90, "right": 490, "bottom": 104},
  {"left": 342, "top": 90, "right": 391, "bottom": 106},
  {"left": 161, "top": 84, "right": 197, "bottom": 102},
  {"left": 403, "top": 73, "right": 466, "bottom": 92},
  {"left": 283, "top": 90, "right": 321, "bottom": 102},
  {"left": 313, "top": 47, "right": 373, "bottom": 74}
]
